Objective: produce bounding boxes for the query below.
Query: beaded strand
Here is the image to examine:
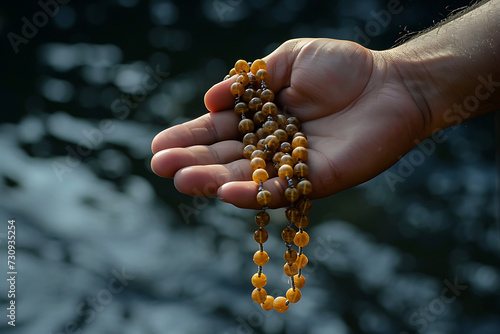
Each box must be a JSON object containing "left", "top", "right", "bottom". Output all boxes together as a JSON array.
[{"left": 225, "top": 59, "right": 312, "bottom": 313}]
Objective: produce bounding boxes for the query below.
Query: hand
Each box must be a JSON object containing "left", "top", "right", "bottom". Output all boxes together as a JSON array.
[{"left": 151, "top": 38, "right": 427, "bottom": 209}]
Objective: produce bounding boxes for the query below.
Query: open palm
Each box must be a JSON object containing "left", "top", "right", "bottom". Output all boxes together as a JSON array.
[{"left": 151, "top": 38, "right": 426, "bottom": 209}]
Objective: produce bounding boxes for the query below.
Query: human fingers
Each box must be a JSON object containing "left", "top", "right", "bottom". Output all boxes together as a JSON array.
[
  {"left": 151, "top": 111, "right": 239, "bottom": 154},
  {"left": 151, "top": 141, "right": 243, "bottom": 178}
]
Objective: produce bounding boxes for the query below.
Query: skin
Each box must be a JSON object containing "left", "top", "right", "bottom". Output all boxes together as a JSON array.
[{"left": 151, "top": 0, "right": 499, "bottom": 210}]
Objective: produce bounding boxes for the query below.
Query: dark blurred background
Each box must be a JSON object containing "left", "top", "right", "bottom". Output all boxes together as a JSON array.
[{"left": 0, "top": 0, "right": 498, "bottom": 333}]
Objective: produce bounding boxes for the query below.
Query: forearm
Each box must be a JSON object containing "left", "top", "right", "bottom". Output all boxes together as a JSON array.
[{"left": 384, "top": 0, "right": 500, "bottom": 135}]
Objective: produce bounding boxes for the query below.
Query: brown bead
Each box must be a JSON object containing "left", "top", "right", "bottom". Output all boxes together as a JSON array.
[
  {"left": 243, "top": 144, "right": 256, "bottom": 159},
  {"left": 250, "top": 149, "right": 265, "bottom": 160},
  {"left": 295, "top": 254, "right": 308, "bottom": 269},
  {"left": 255, "top": 210, "right": 270, "bottom": 227},
  {"left": 285, "top": 207, "right": 300, "bottom": 222},
  {"left": 254, "top": 228, "right": 269, "bottom": 243},
  {"left": 293, "top": 275, "right": 306, "bottom": 289},
  {"left": 260, "top": 89, "right": 274, "bottom": 102},
  {"left": 248, "top": 97, "right": 263, "bottom": 112},
  {"left": 281, "top": 227, "right": 296, "bottom": 243},
  {"left": 230, "top": 82, "right": 244, "bottom": 98},
  {"left": 297, "top": 198, "right": 312, "bottom": 214},
  {"left": 297, "top": 180, "right": 313, "bottom": 196},
  {"left": 286, "top": 288, "right": 302, "bottom": 303},
  {"left": 263, "top": 135, "right": 279, "bottom": 151},
  {"left": 295, "top": 215, "right": 309, "bottom": 229},
  {"left": 236, "top": 73, "right": 249, "bottom": 87},
  {"left": 234, "top": 102, "right": 249, "bottom": 115},
  {"left": 294, "top": 231, "right": 309, "bottom": 247},
  {"left": 287, "top": 116, "right": 300, "bottom": 127},
  {"left": 277, "top": 114, "right": 287, "bottom": 128},
  {"left": 252, "top": 111, "right": 266, "bottom": 127},
  {"left": 252, "top": 168, "right": 269, "bottom": 183},
  {"left": 251, "top": 273, "right": 267, "bottom": 288},
  {"left": 256, "top": 190, "right": 272, "bottom": 206},
  {"left": 248, "top": 72, "right": 258, "bottom": 88},
  {"left": 253, "top": 250, "right": 269, "bottom": 265},
  {"left": 285, "top": 123, "right": 298, "bottom": 137},
  {"left": 273, "top": 296, "right": 289, "bottom": 313},
  {"left": 292, "top": 146, "right": 308, "bottom": 163},
  {"left": 284, "top": 187, "right": 300, "bottom": 202},
  {"left": 293, "top": 132, "right": 307, "bottom": 139},
  {"left": 284, "top": 263, "right": 299, "bottom": 276},
  {"left": 243, "top": 133, "right": 258, "bottom": 146},
  {"left": 223, "top": 74, "right": 231, "bottom": 81},
  {"left": 261, "top": 295, "right": 274, "bottom": 311},
  {"left": 261, "top": 102, "right": 278, "bottom": 117},
  {"left": 284, "top": 249, "right": 298, "bottom": 264},
  {"left": 250, "top": 59, "right": 267, "bottom": 74},
  {"left": 256, "top": 128, "right": 270, "bottom": 141},
  {"left": 273, "top": 129, "right": 288, "bottom": 142},
  {"left": 280, "top": 142, "right": 292, "bottom": 154},
  {"left": 252, "top": 288, "right": 267, "bottom": 304},
  {"left": 256, "top": 88, "right": 263, "bottom": 98},
  {"left": 263, "top": 120, "right": 278, "bottom": 133},
  {"left": 278, "top": 164, "right": 293, "bottom": 179},
  {"left": 294, "top": 162, "right": 309, "bottom": 178},
  {"left": 229, "top": 68, "right": 237, "bottom": 76},
  {"left": 280, "top": 154, "right": 294, "bottom": 167},
  {"left": 256, "top": 138, "right": 266, "bottom": 150},
  {"left": 234, "top": 59, "right": 250, "bottom": 73},
  {"left": 292, "top": 136, "right": 308, "bottom": 149},
  {"left": 272, "top": 152, "right": 285, "bottom": 165},
  {"left": 242, "top": 88, "right": 255, "bottom": 102},
  {"left": 251, "top": 157, "right": 266, "bottom": 171},
  {"left": 256, "top": 69, "right": 269, "bottom": 83},
  {"left": 238, "top": 119, "right": 254, "bottom": 134}
]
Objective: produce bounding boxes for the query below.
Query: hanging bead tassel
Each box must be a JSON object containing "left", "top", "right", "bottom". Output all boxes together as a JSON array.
[{"left": 225, "top": 59, "right": 312, "bottom": 312}]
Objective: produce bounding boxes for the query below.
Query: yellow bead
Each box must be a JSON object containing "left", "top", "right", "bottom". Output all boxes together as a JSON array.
[
  {"left": 280, "top": 154, "right": 294, "bottom": 166},
  {"left": 284, "top": 187, "right": 300, "bottom": 203},
  {"left": 286, "top": 288, "right": 302, "bottom": 303},
  {"left": 254, "top": 228, "right": 269, "bottom": 243},
  {"left": 284, "top": 263, "right": 299, "bottom": 276},
  {"left": 236, "top": 73, "right": 250, "bottom": 87},
  {"left": 294, "top": 162, "right": 309, "bottom": 178},
  {"left": 294, "top": 231, "right": 309, "bottom": 247},
  {"left": 235, "top": 59, "right": 250, "bottom": 73},
  {"left": 243, "top": 133, "right": 258, "bottom": 146},
  {"left": 250, "top": 59, "right": 267, "bottom": 74},
  {"left": 238, "top": 119, "right": 254, "bottom": 134},
  {"left": 295, "top": 215, "right": 309, "bottom": 229},
  {"left": 251, "top": 157, "right": 266, "bottom": 171},
  {"left": 252, "top": 288, "right": 267, "bottom": 304},
  {"left": 234, "top": 102, "right": 249, "bottom": 115},
  {"left": 260, "top": 89, "right": 274, "bottom": 102},
  {"left": 273, "top": 129, "right": 288, "bottom": 142},
  {"left": 284, "top": 249, "right": 298, "bottom": 264},
  {"left": 248, "top": 97, "right": 263, "bottom": 112},
  {"left": 273, "top": 296, "right": 289, "bottom": 313},
  {"left": 229, "top": 68, "right": 237, "bottom": 76},
  {"left": 261, "top": 295, "right": 274, "bottom": 311},
  {"left": 255, "top": 211, "right": 270, "bottom": 227},
  {"left": 243, "top": 145, "right": 256, "bottom": 159},
  {"left": 292, "top": 146, "right": 308, "bottom": 163},
  {"left": 242, "top": 88, "right": 255, "bottom": 102},
  {"left": 295, "top": 254, "right": 308, "bottom": 269},
  {"left": 262, "top": 102, "right": 278, "bottom": 117},
  {"left": 297, "top": 180, "right": 313, "bottom": 196},
  {"left": 281, "top": 227, "right": 296, "bottom": 243},
  {"left": 278, "top": 164, "right": 293, "bottom": 179},
  {"left": 256, "top": 190, "right": 272, "bottom": 206},
  {"left": 223, "top": 74, "right": 231, "bottom": 81},
  {"left": 297, "top": 198, "right": 312, "bottom": 214},
  {"left": 263, "top": 120, "right": 279, "bottom": 133},
  {"left": 230, "top": 82, "right": 244, "bottom": 97},
  {"left": 292, "top": 136, "right": 308, "bottom": 149},
  {"left": 253, "top": 251, "right": 269, "bottom": 265},
  {"left": 252, "top": 168, "right": 269, "bottom": 183},
  {"left": 251, "top": 273, "right": 267, "bottom": 288},
  {"left": 250, "top": 149, "right": 265, "bottom": 160},
  {"left": 293, "top": 275, "right": 306, "bottom": 289},
  {"left": 256, "top": 69, "right": 269, "bottom": 83},
  {"left": 263, "top": 135, "right": 279, "bottom": 151}
]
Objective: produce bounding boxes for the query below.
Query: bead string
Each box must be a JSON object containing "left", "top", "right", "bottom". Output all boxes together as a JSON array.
[{"left": 225, "top": 59, "right": 312, "bottom": 313}]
